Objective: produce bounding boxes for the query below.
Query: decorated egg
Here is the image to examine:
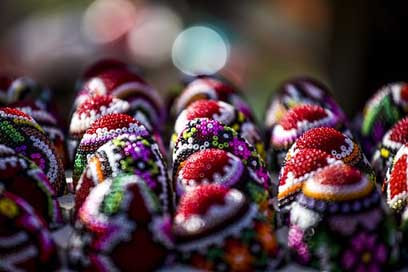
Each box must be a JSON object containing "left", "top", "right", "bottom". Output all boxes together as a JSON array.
[
  {"left": 0, "top": 191, "right": 60, "bottom": 271},
  {"left": 69, "top": 94, "right": 130, "bottom": 140},
  {"left": 278, "top": 148, "right": 340, "bottom": 215},
  {"left": 0, "top": 144, "right": 62, "bottom": 228},
  {"left": 359, "top": 82, "right": 408, "bottom": 156},
  {"left": 173, "top": 184, "right": 281, "bottom": 271},
  {"left": 73, "top": 113, "right": 149, "bottom": 185},
  {"left": 0, "top": 75, "right": 49, "bottom": 106},
  {"left": 288, "top": 127, "right": 374, "bottom": 182},
  {"left": 173, "top": 99, "right": 265, "bottom": 158},
  {"left": 172, "top": 118, "right": 272, "bottom": 194},
  {"left": 265, "top": 76, "right": 346, "bottom": 132},
  {"left": 174, "top": 148, "right": 269, "bottom": 208},
  {"left": 70, "top": 174, "right": 172, "bottom": 271},
  {"left": 0, "top": 107, "right": 65, "bottom": 195},
  {"left": 81, "top": 58, "right": 128, "bottom": 82},
  {"left": 12, "top": 100, "right": 67, "bottom": 165},
  {"left": 269, "top": 104, "right": 344, "bottom": 170},
  {"left": 75, "top": 69, "right": 165, "bottom": 132},
  {"left": 173, "top": 76, "right": 255, "bottom": 121},
  {"left": 288, "top": 164, "right": 398, "bottom": 270},
  {"left": 75, "top": 133, "right": 173, "bottom": 214},
  {"left": 383, "top": 144, "right": 408, "bottom": 214},
  {"left": 372, "top": 117, "right": 408, "bottom": 182}
]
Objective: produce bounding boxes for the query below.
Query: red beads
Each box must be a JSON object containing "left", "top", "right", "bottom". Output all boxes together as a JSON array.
[
  {"left": 280, "top": 104, "right": 327, "bottom": 130},
  {"left": 314, "top": 164, "right": 362, "bottom": 186}
]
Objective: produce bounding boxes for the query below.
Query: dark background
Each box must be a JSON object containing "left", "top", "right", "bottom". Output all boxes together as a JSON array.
[{"left": 0, "top": 0, "right": 407, "bottom": 121}]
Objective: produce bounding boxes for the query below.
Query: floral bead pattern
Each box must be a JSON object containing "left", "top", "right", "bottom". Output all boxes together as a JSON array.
[
  {"left": 73, "top": 113, "right": 149, "bottom": 185},
  {"left": 71, "top": 175, "right": 172, "bottom": 272},
  {"left": 173, "top": 99, "right": 265, "bottom": 158},
  {"left": 173, "top": 118, "right": 272, "bottom": 194},
  {"left": 288, "top": 164, "right": 398, "bottom": 271},
  {"left": 0, "top": 107, "right": 65, "bottom": 195},
  {"left": 75, "top": 133, "right": 173, "bottom": 214}
]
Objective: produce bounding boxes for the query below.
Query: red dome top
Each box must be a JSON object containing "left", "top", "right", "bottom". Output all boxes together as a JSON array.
[{"left": 279, "top": 104, "right": 327, "bottom": 130}]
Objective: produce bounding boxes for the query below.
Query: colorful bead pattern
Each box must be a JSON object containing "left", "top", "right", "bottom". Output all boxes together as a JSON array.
[
  {"left": 265, "top": 77, "right": 346, "bottom": 131},
  {"left": 175, "top": 148, "right": 269, "bottom": 207},
  {"left": 0, "top": 76, "right": 45, "bottom": 106},
  {"left": 360, "top": 82, "right": 408, "bottom": 156},
  {"left": 271, "top": 104, "right": 342, "bottom": 149},
  {"left": 173, "top": 118, "right": 272, "bottom": 194},
  {"left": 75, "top": 133, "right": 173, "bottom": 214},
  {"left": 0, "top": 144, "right": 62, "bottom": 228},
  {"left": 76, "top": 69, "right": 165, "bottom": 131},
  {"left": 289, "top": 127, "right": 375, "bottom": 182},
  {"left": 278, "top": 148, "right": 339, "bottom": 210},
  {"left": 73, "top": 113, "right": 149, "bottom": 185},
  {"left": 13, "top": 101, "right": 66, "bottom": 165},
  {"left": 173, "top": 77, "right": 254, "bottom": 120},
  {"left": 0, "top": 191, "right": 60, "bottom": 271},
  {"left": 288, "top": 164, "right": 397, "bottom": 271},
  {"left": 174, "top": 99, "right": 265, "bottom": 158},
  {"left": 173, "top": 184, "right": 280, "bottom": 271},
  {"left": 72, "top": 175, "right": 172, "bottom": 271},
  {"left": 0, "top": 107, "right": 65, "bottom": 195},
  {"left": 384, "top": 144, "right": 408, "bottom": 213},
  {"left": 372, "top": 117, "right": 408, "bottom": 181}
]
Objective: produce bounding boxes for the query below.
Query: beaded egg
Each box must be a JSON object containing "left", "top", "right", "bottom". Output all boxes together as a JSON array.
[
  {"left": 173, "top": 76, "right": 255, "bottom": 121},
  {"left": 0, "top": 75, "right": 48, "bottom": 106},
  {"left": 383, "top": 144, "right": 408, "bottom": 214},
  {"left": 173, "top": 184, "right": 281, "bottom": 271},
  {"left": 265, "top": 77, "right": 346, "bottom": 132},
  {"left": 172, "top": 118, "right": 272, "bottom": 194},
  {"left": 75, "top": 69, "right": 165, "bottom": 132},
  {"left": 288, "top": 164, "right": 398, "bottom": 270},
  {"left": 269, "top": 104, "right": 344, "bottom": 170},
  {"left": 174, "top": 148, "right": 270, "bottom": 207},
  {"left": 359, "top": 82, "right": 408, "bottom": 157},
  {"left": 69, "top": 94, "right": 130, "bottom": 140},
  {"left": 73, "top": 113, "right": 149, "bottom": 186},
  {"left": 0, "top": 191, "right": 60, "bottom": 271},
  {"left": 288, "top": 127, "right": 375, "bottom": 182},
  {"left": 0, "top": 107, "right": 65, "bottom": 195},
  {"left": 173, "top": 99, "right": 265, "bottom": 158},
  {"left": 278, "top": 148, "right": 340, "bottom": 214},
  {"left": 70, "top": 174, "right": 172, "bottom": 271},
  {"left": 372, "top": 117, "right": 408, "bottom": 182},
  {"left": 12, "top": 100, "right": 67, "bottom": 165},
  {"left": 0, "top": 144, "right": 62, "bottom": 228},
  {"left": 75, "top": 133, "right": 173, "bottom": 214}
]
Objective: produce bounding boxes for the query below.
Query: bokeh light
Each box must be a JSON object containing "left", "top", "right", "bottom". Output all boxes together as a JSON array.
[
  {"left": 82, "top": 0, "right": 136, "bottom": 44},
  {"left": 127, "top": 5, "right": 182, "bottom": 66},
  {"left": 172, "top": 25, "right": 229, "bottom": 76}
]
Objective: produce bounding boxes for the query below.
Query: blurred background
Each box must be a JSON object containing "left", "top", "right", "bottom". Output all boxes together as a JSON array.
[{"left": 0, "top": 0, "right": 407, "bottom": 121}]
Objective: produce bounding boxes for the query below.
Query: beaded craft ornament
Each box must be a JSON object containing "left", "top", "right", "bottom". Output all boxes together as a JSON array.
[
  {"left": 75, "top": 133, "right": 173, "bottom": 214},
  {"left": 71, "top": 174, "right": 172, "bottom": 272},
  {"left": 0, "top": 107, "right": 65, "bottom": 195},
  {"left": 73, "top": 113, "right": 149, "bottom": 186},
  {"left": 288, "top": 164, "right": 398, "bottom": 270},
  {"left": 173, "top": 184, "right": 281, "bottom": 271},
  {"left": 173, "top": 99, "right": 265, "bottom": 158},
  {"left": 0, "top": 144, "right": 62, "bottom": 228},
  {"left": 0, "top": 191, "right": 60, "bottom": 271},
  {"left": 372, "top": 117, "right": 408, "bottom": 182},
  {"left": 173, "top": 76, "right": 255, "bottom": 121},
  {"left": 172, "top": 118, "right": 272, "bottom": 194}
]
